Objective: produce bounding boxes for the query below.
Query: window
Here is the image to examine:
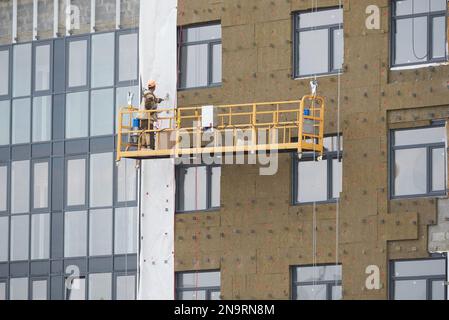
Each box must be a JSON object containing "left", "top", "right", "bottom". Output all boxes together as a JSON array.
[
  {"left": 0, "top": 282, "right": 5, "bottom": 300},
  {"left": 32, "top": 95, "right": 52, "bottom": 142},
  {"left": 64, "top": 211, "right": 87, "bottom": 258},
  {"left": 293, "top": 8, "right": 344, "bottom": 78},
  {"left": 176, "top": 271, "right": 221, "bottom": 300},
  {"left": 89, "top": 273, "right": 112, "bottom": 300},
  {"left": 176, "top": 165, "right": 221, "bottom": 212},
  {"left": 66, "top": 91, "right": 88, "bottom": 139},
  {"left": 10, "top": 215, "right": 29, "bottom": 261},
  {"left": 118, "top": 32, "right": 138, "bottom": 83},
  {"left": 90, "top": 88, "right": 114, "bottom": 136},
  {"left": 292, "top": 265, "right": 342, "bottom": 300},
  {"left": 31, "top": 279, "right": 47, "bottom": 300},
  {"left": 390, "top": 258, "right": 447, "bottom": 300},
  {"left": 116, "top": 275, "right": 136, "bottom": 300},
  {"left": 68, "top": 39, "right": 88, "bottom": 88},
  {"left": 0, "top": 165, "right": 7, "bottom": 212},
  {"left": 33, "top": 161, "right": 49, "bottom": 210},
  {"left": 0, "top": 217, "right": 8, "bottom": 262},
  {"left": 89, "top": 153, "right": 113, "bottom": 207},
  {"left": 392, "top": 0, "right": 448, "bottom": 67},
  {"left": 0, "top": 100, "right": 10, "bottom": 145},
  {"left": 89, "top": 209, "right": 113, "bottom": 256},
  {"left": 66, "top": 158, "right": 86, "bottom": 207},
  {"left": 179, "top": 23, "right": 222, "bottom": 89},
  {"left": 0, "top": 48, "right": 9, "bottom": 96},
  {"left": 116, "top": 159, "right": 137, "bottom": 203},
  {"left": 116, "top": 86, "right": 139, "bottom": 132},
  {"left": 66, "top": 277, "right": 86, "bottom": 300},
  {"left": 114, "top": 207, "right": 138, "bottom": 255},
  {"left": 13, "top": 44, "right": 31, "bottom": 97},
  {"left": 391, "top": 125, "right": 446, "bottom": 198},
  {"left": 11, "top": 160, "right": 30, "bottom": 214},
  {"left": 10, "top": 277, "right": 28, "bottom": 300},
  {"left": 293, "top": 136, "right": 343, "bottom": 204},
  {"left": 91, "top": 33, "right": 115, "bottom": 88},
  {"left": 12, "top": 98, "right": 31, "bottom": 144},
  {"left": 31, "top": 213, "right": 50, "bottom": 260},
  {"left": 34, "top": 43, "right": 51, "bottom": 92}
]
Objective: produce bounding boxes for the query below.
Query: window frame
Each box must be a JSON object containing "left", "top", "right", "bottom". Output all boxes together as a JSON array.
[
  {"left": 66, "top": 35, "right": 91, "bottom": 91},
  {"left": 291, "top": 264, "right": 343, "bottom": 300},
  {"left": 65, "top": 155, "right": 88, "bottom": 211},
  {"left": 178, "top": 21, "right": 222, "bottom": 90},
  {"left": 0, "top": 45, "right": 12, "bottom": 100},
  {"left": 175, "top": 163, "right": 221, "bottom": 213},
  {"left": 390, "top": 0, "right": 448, "bottom": 68},
  {"left": 389, "top": 123, "right": 447, "bottom": 199},
  {"left": 32, "top": 40, "right": 53, "bottom": 95},
  {"left": 175, "top": 270, "right": 221, "bottom": 301},
  {"left": 292, "top": 7, "right": 344, "bottom": 78},
  {"left": 389, "top": 256, "right": 448, "bottom": 300},
  {"left": 115, "top": 29, "right": 139, "bottom": 87}
]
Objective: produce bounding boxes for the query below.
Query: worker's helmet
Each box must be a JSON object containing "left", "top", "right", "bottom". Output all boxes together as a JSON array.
[{"left": 147, "top": 80, "right": 156, "bottom": 89}]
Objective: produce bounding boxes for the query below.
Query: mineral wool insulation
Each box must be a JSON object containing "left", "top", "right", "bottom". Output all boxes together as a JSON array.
[{"left": 138, "top": 0, "right": 177, "bottom": 300}]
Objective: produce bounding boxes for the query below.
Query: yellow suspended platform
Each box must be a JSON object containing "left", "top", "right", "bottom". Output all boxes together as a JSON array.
[{"left": 116, "top": 96, "right": 325, "bottom": 161}]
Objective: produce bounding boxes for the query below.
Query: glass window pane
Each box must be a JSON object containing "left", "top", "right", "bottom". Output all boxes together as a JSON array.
[
  {"left": 0, "top": 100, "right": 10, "bottom": 145},
  {"left": 64, "top": 211, "right": 87, "bottom": 258},
  {"left": 67, "top": 158, "right": 86, "bottom": 207},
  {"left": 299, "top": 29, "right": 329, "bottom": 76},
  {"left": 179, "top": 166, "right": 207, "bottom": 211},
  {"left": 395, "top": 0, "right": 446, "bottom": 16},
  {"left": 395, "top": 17, "right": 428, "bottom": 65},
  {"left": 89, "top": 273, "right": 111, "bottom": 300},
  {"left": 34, "top": 44, "right": 50, "bottom": 91},
  {"left": 432, "top": 148, "right": 446, "bottom": 192},
  {"left": 299, "top": 9, "right": 343, "bottom": 28},
  {"left": 394, "top": 148, "right": 427, "bottom": 196},
  {"left": 432, "top": 16, "right": 446, "bottom": 59},
  {"left": 333, "top": 28, "right": 344, "bottom": 70},
  {"left": 10, "top": 278, "right": 28, "bottom": 300},
  {"left": 0, "top": 282, "right": 5, "bottom": 300},
  {"left": 394, "top": 127, "right": 446, "bottom": 146},
  {"left": 395, "top": 279, "right": 427, "bottom": 300},
  {"left": 117, "top": 159, "right": 137, "bottom": 203},
  {"left": 33, "top": 162, "right": 49, "bottom": 209},
  {"left": 332, "top": 159, "right": 342, "bottom": 199},
  {"left": 0, "top": 166, "right": 6, "bottom": 211},
  {"left": 12, "top": 98, "right": 31, "bottom": 144},
  {"left": 180, "top": 44, "right": 208, "bottom": 88},
  {"left": 116, "top": 275, "right": 136, "bottom": 300},
  {"left": 432, "top": 280, "right": 445, "bottom": 300},
  {"left": 66, "top": 278, "right": 85, "bottom": 300},
  {"left": 0, "top": 217, "right": 8, "bottom": 262},
  {"left": 297, "top": 285, "right": 327, "bottom": 300},
  {"left": 178, "top": 271, "right": 221, "bottom": 288},
  {"left": 32, "top": 95, "right": 52, "bottom": 142},
  {"left": 68, "top": 40, "right": 87, "bottom": 87},
  {"left": 11, "top": 215, "right": 29, "bottom": 261},
  {"left": 114, "top": 207, "right": 138, "bottom": 254},
  {"left": 211, "top": 291, "right": 221, "bottom": 300},
  {"left": 211, "top": 166, "right": 221, "bottom": 207},
  {"left": 212, "top": 43, "right": 222, "bottom": 84},
  {"left": 296, "top": 265, "right": 342, "bottom": 282},
  {"left": 0, "top": 50, "right": 8, "bottom": 95},
  {"left": 32, "top": 280, "right": 47, "bottom": 300},
  {"left": 90, "top": 88, "right": 113, "bottom": 136},
  {"left": 182, "top": 24, "right": 221, "bottom": 42},
  {"left": 116, "top": 86, "right": 139, "bottom": 132},
  {"left": 11, "top": 160, "right": 30, "bottom": 214},
  {"left": 66, "top": 91, "right": 88, "bottom": 139},
  {"left": 332, "top": 285, "right": 343, "bottom": 300},
  {"left": 89, "top": 209, "right": 112, "bottom": 256},
  {"left": 179, "top": 290, "right": 207, "bottom": 300},
  {"left": 394, "top": 259, "right": 446, "bottom": 277},
  {"left": 297, "top": 160, "right": 328, "bottom": 203},
  {"left": 31, "top": 214, "right": 50, "bottom": 260},
  {"left": 13, "top": 44, "right": 31, "bottom": 97},
  {"left": 90, "top": 153, "right": 113, "bottom": 207},
  {"left": 118, "top": 33, "right": 138, "bottom": 82},
  {"left": 91, "top": 33, "right": 114, "bottom": 88}
]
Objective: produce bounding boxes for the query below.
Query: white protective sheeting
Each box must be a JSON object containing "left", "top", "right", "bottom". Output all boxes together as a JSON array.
[{"left": 138, "top": 0, "right": 177, "bottom": 300}]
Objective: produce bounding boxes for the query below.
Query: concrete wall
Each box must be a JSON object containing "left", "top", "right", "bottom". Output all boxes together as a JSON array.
[{"left": 175, "top": 0, "right": 449, "bottom": 300}]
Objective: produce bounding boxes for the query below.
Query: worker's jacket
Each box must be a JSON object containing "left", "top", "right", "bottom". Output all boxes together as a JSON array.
[{"left": 139, "top": 89, "right": 163, "bottom": 121}]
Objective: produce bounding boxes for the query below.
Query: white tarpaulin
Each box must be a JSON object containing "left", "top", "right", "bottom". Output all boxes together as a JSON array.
[{"left": 138, "top": 0, "right": 177, "bottom": 300}]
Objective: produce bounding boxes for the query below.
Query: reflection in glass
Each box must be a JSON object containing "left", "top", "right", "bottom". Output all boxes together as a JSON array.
[
  {"left": 66, "top": 91, "right": 88, "bottom": 139},
  {"left": 35, "top": 44, "right": 51, "bottom": 91},
  {"left": 32, "top": 95, "right": 52, "bottom": 142},
  {"left": 394, "top": 148, "right": 427, "bottom": 196},
  {"left": 90, "top": 88, "right": 113, "bottom": 136},
  {"left": 118, "top": 33, "right": 138, "bottom": 82},
  {"left": 32, "top": 280, "right": 47, "bottom": 300},
  {"left": 13, "top": 44, "right": 31, "bottom": 97},
  {"left": 90, "top": 153, "right": 113, "bottom": 207},
  {"left": 11, "top": 215, "right": 29, "bottom": 261},
  {"left": 67, "top": 158, "right": 86, "bottom": 207},
  {"left": 68, "top": 40, "right": 87, "bottom": 87},
  {"left": 89, "top": 273, "right": 112, "bottom": 300},
  {"left": 33, "top": 162, "right": 49, "bottom": 209},
  {"left": 11, "top": 160, "right": 30, "bottom": 214},
  {"left": 64, "top": 211, "right": 87, "bottom": 258},
  {"left": 31, "top": 213, "right": 50, "bottom": 260},
  {"left": 10, "top": 278, "right": 28, "bottom": 300},
  {"left": 114, "top": 207, "right": 138, "bottom": 254},
  {"left": 12, "top": 98, "right": 31, "bottom": 144},
  {"left": 116, "top": 275, "right": 136, "bottom": 300},
  {"left": 91, "top": 33, "right": 114, "bottom": 88},
  {"left": 89, "top": 209, "right": 113, "bottom": 256}
]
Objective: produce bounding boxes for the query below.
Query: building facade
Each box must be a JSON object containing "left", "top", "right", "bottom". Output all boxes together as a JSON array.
[{"left": 1, "top": 0, "right": 449, "bottom": 300}]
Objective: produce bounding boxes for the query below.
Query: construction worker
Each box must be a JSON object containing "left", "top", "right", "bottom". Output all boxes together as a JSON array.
[{"left": 140, "top": 80, "right": 163, "bottom": 149}]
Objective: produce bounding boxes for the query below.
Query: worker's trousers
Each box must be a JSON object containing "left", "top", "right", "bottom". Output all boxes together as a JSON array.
[{"left": 140, "top": 119, "right": 155, "bottom": 150}]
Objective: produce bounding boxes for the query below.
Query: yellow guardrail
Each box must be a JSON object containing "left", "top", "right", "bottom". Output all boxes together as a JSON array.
[{"left": 116, "top": 96, "right": 325, "bottom": 161}]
